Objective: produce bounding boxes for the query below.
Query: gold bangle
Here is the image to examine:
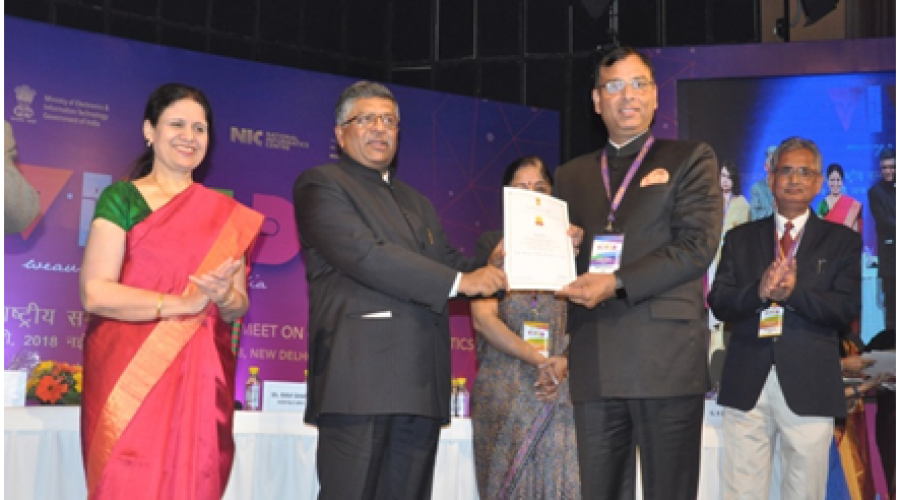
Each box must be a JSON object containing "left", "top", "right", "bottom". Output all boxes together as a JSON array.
[
  {"left": 156, "top": 293, "right": 164, "bottom": 320},
  {"left": 221, "top": 289, "right": 237, "bottom": 308}
]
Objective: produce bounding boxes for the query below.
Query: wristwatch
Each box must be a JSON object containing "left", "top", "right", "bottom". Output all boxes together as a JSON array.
[{"left": 614, "top": 273, "right": 627, "bottom": 300}]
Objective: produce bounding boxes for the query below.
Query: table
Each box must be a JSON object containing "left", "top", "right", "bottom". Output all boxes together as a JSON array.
[
  {"left": 4, "top": 407, "right": 477, "bottom": 500},
  {"left": 4, "top": 406, "right": 766, "bottom": 499}
]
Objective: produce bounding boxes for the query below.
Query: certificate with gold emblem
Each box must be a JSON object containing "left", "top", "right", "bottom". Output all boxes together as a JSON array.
[{"left": 503, "top": 187, "right": 576, "bottom": 290}]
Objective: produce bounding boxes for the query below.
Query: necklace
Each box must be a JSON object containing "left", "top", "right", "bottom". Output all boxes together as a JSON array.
[{"left": 151, "top": 174, "right": 191, "bottom": 199}]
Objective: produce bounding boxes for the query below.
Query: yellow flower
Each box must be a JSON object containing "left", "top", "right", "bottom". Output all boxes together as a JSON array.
[{"left": 72, "top": 372, "right": 83, "bottom": 393}]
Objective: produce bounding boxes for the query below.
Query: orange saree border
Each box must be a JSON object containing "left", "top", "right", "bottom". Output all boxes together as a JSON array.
[
  {"left": 828, "top": 196, "right": 862, "bottom": 231},
  {"left": 85, "top": 203, "right": 263, "bottom": 496}
]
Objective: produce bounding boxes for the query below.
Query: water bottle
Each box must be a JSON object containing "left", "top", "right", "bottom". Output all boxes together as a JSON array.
[
  {"left": 245, "top": 366, "right": 261, "bottom": 411},
  {"left": 450, "top": 378, "right": 459, "bottom": 417},
  {"left": 455, "top": 378, "right": 470, "bottom": 418}
]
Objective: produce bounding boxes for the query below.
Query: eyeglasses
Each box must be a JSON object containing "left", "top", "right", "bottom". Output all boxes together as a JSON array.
[
  {"left": 773, "top": 166, "right": 820, "bottom": 179},
  {"left": 340, "top": 113, "right": 400, "bottom": 130},
  {"left": 599, "top": 78, "right": 655, "bottom": 94}
]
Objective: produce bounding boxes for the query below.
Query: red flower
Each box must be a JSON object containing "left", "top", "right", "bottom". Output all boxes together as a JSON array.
[{"left": 34, "top": 375, "right": 68, "bottom": 404}]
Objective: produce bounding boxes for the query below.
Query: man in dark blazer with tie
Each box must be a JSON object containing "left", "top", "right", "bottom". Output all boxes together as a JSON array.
[
  {"left": 554, "top": 46, "right": 722, "bottom": 500},
  {"left": 293, "top": 81, "right": 507, "bottom": 500},
  {"left": 869, "top": 146, "right": 895, "bottom": 330},
  {"left": 709, "top": 137, "right": 861, "bottom": 500}
]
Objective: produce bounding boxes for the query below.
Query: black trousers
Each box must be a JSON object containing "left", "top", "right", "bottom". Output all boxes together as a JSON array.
[
  {"left": 573, "top": 395, "right": 704, "bottom": 500},
  {"left": 316, "top": 413, "right": 442, "bottom": 500}
]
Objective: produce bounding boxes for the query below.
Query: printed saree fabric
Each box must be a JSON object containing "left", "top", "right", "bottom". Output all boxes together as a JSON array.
[
  {"left": 80, "top": 183, "right": 263, "bottom": 500},
  {"left": 471, "top": 291, "right": 580, "bottom": 500},
  {"left": 827, "top": 339, "right": 876, "bottom": 500}
]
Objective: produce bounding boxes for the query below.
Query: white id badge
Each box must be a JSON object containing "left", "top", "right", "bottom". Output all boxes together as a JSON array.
[
  {"left": 759, "top": 304, "right": 784, "bottom": 338},
  {"left": 589, "top": 234, "right": 624, "bottom": 274},
  {"left": 522, "top": 321, "right": 550, "bottom": 357}
]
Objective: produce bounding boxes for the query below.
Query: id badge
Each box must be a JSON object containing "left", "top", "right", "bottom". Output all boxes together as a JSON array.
[
  {"left": 589, "top": 234, "right": 624, "bottom": 274},
  {"left": 759, "top": 304, "right": 784, "bottom": 338},
  {"left": 522, "top": 321, "right": 550, "bottom": 357}
]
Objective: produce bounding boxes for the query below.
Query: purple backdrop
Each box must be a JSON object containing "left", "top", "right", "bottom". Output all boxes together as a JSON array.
[
  {"left": 3, "top": 17, "right": 559, "bottom": 397},
  {"left": 4, "top": 17, "right": 895, "bottom": 402}
]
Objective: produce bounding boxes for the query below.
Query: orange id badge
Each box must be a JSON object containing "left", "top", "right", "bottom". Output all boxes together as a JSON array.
[
  {"left": 522, "top": 321, "right": 550, "bottom": 357},
  {"left": 759, "top": 304, "right": 784, "bottom": 338}
]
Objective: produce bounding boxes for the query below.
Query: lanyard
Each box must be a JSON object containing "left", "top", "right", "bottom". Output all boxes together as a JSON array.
[
  {"left": 723, "top": 193, "right": 732, "bottom": 218},
  {"left": 600, "top": 136, "right": 655, "bottom": 231}
]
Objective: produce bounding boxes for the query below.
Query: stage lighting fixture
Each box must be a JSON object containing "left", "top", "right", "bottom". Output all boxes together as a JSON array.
[
  {"left": 800, "top": 0, "right": 840, "bottom": 25},
  {"left": 573, "top": 0, "right": 615, "bottom": 21}
]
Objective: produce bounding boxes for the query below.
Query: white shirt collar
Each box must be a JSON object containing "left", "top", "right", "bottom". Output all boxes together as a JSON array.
[{"left": 774, "top": 209, "right": 810, "bottom": 238}]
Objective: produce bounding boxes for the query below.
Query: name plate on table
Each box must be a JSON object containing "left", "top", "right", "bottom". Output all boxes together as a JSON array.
[
  {"left": 262, "top": 381, "right": 307, "bottom": 412},
  {"left": 5, "top": 370, "right": 28, "bottom": 407},
  {"left": 703, "top": 399, "right": 724, "bottom": 428}
]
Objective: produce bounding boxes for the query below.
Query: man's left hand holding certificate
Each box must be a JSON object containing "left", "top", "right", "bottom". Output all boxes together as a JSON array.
[{"left": 503, "top": 186, "right": 577, "bottom": 290}]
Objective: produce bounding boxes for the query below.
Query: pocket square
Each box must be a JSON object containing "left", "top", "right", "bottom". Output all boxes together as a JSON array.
[{"left": 640, "top": 168, "right": 670, "bottom": 187}]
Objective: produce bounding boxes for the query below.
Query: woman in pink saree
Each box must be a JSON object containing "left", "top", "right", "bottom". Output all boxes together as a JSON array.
[
  {"left": 818, "top": 163, "right": 862, "bottom": 232},
  {"left": 79, "top": 83, "right": 263, "bottom": 499}
]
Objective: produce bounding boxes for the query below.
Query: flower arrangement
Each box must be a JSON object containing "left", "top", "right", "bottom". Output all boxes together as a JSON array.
[{"left": 26, "top": 360, "right": 83, "bottom": 405}]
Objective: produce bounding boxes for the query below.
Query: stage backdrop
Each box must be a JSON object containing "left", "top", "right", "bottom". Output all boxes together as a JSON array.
[
  {"left": 3, "top": 17, "right": 560, "bottom": 399},
  {"left": 5, "top": 17, "right": 895, "bottom": 402}
]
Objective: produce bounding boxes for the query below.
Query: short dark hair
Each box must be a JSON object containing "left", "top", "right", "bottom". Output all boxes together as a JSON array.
[
  {"left": 880, "top": 147, "right": 896, "bottom": 161},
  {"left": 128, "top": 83, "right": 213, "bottom": 180},
  {"left": 593, "top": 46, "right": 655, "bottom": 87},
  {"left": 501, "top": 156, "right": 553, "bottom": 188},
  {"left": 335, "top": 81, "right": 397, "bottom": 125}
]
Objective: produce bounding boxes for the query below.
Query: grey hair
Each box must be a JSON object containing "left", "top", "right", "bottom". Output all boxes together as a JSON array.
[
  {"left": 334, "top": 81, "right": 399, "bottom": 126},
  {"left": 770, "top": 136, "right": 823, "bottom": 176}
]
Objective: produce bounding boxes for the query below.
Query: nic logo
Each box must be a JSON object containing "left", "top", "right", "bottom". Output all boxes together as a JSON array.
[{"left": 230, "top": 127, "right": 263, "bottom": 147}]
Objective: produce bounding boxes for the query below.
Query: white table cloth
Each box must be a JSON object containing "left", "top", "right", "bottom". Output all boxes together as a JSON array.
[
  {"left": 4, "top": 407, "right": 477, "bottom": 500},
  {"left": 5, "top": 406, "right": 774, "bottom": 499}
]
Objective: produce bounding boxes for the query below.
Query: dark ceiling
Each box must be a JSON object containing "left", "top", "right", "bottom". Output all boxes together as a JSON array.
[{"left": 4, "top": 0, "right": 895, "bottom": 159}]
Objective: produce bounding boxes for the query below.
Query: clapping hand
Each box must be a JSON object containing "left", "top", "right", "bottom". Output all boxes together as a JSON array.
[
  {"left": 189, "top": 257, "right": 241, "bottom": 306},
  {"left": 759, "top": 257, "right": 796, "bottom": 302}
]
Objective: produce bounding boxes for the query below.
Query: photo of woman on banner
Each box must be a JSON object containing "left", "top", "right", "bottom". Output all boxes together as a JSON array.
[
  {"left": 79, "top": 83, "right": 264, "bottom": 500},
  {"left": 817, "top": 163, "right": 862, "bottom": 233}
]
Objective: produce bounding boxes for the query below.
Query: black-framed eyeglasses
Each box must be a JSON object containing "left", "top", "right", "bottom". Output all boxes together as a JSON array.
[
  {"left": 599, "top": 78, "right": 655, "bottom": 94},
  {"left": 773, "top": 166, "right": 819, "bottom": 179},
  {"left": 340, "top": 113, "right": 400, "bottom": 130}
]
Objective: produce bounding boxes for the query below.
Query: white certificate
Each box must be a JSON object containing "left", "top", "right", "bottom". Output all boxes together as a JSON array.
[
  {"left": 503, "top": 187, "right": 576, "bottom": 290},
  {"left": 861, "top": 350, "right": 896, "bottom": 377}
]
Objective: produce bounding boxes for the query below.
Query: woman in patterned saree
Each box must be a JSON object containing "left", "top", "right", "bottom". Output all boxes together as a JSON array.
[
  {"left": 470, "top": 156, "right": 580, "bottom": 500},
  {"left": 79, "top": 83, "right": 264, "bottom": 499}
]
